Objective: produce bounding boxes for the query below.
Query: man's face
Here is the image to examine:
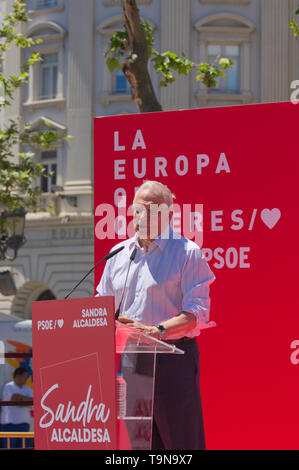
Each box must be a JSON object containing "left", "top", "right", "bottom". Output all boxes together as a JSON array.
[
  {"left": 14, "top": 371, "right": 28, "bottom": 387},
  {"left": 133, "top": 189, "right": 172, "bottom": 241}
]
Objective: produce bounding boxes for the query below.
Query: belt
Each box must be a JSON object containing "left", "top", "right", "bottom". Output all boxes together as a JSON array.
[{"left": 164, "top": 336, "right": 195, "bottom": 345}]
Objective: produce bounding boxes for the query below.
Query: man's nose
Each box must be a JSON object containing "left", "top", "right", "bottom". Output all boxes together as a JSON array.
[{"left": 137, "top": 209, "right": 148, "bottom": 223}]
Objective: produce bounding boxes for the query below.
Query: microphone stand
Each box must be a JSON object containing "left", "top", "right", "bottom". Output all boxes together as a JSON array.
[
  {"left": 115, "top": 247, "right": 137, "bottom": 320},
  {"left": 64, "top": 246, "right": 124, "bottom": 300}
]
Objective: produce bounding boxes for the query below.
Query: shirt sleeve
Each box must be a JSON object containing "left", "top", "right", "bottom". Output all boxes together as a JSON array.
[
  {"left": 181, "top": 247, "right": 215, "bottom": 334},
  {"left": 2, "top": 383, "right": 13, "bottom": 401},
  {"left": 24, "top": 386, "right": 33, "bottom": 398},
  {"left": 95, "top": 257, "right": 114, "bottom": 297}
]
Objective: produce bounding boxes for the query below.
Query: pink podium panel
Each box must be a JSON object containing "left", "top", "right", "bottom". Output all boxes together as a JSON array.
[{"left": 32, "top": 296, "right": 116, "bottom": 450}]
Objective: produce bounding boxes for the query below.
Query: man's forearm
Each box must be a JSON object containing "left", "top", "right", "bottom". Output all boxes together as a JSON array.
[
  {"left": 118, "top": 311, "right": 197, "bottom": 339},
  {"left": 11, "top": 393, "right": 32, "bottom": 404},
  {"left": 159, "top": 311, "right": 197, "bottom": 339}
]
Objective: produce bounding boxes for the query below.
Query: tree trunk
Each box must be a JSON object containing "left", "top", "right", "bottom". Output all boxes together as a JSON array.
[{"left": 121, "top": 0, "right": 162, "bottom": 112}]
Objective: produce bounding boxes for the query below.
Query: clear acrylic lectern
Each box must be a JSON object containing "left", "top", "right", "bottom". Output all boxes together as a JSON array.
[{"left": 115, "top": 321, "right": 184, "bottom": 450}]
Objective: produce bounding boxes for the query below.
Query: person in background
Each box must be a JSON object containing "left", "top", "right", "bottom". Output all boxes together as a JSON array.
[{"left": 1, "top": 367, "right": 33, "bottom": 448}]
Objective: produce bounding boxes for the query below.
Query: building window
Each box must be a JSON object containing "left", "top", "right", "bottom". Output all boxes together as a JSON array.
[
  {"left": 24, "top": 21, "right": 67, "bottom": 111},
  {"left": 37, "top": 0, "right": 58, "bottom": 8},
  {"left": 40, "top": 150, "right": 57, "bottom": 193},
  {"left": 36, "top": 289, "right": 56, "bottom": 301},
  {"left": 194, "top": 13, "right": 256, "bottom": 106},
  {"left": 28, "top": 1, "right": 64, "bottom": 17},
  {"left": 113, "top": 68, "right": 130, "bottom": 95},
  {"left": 40, "top": 53, "right": 58, "bottom": 100},
  {"left": 207, "top": 44, "right": 240, "bottom": 93}
]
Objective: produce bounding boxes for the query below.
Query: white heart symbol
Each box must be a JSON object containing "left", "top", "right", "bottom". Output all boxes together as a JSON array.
[
  {"left": 57, "top": 319, "right": 64, "bottom": 328},
  {"left": 260, "top": 208, "right": 281, "bottom": 229}
]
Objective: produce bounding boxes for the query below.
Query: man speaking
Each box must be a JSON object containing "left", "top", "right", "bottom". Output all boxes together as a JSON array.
[{"left": 96, "top": 180, "right": 215, "bottom": 450}]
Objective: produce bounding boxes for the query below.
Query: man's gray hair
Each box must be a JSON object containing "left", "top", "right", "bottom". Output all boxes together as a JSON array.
[{"left": 134, "top": 180, "right": 175, "bottom": 207}]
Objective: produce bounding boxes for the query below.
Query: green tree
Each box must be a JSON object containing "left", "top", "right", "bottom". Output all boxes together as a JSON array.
[
  {"left": 289, "top": 5, "right": 299, "bottom": 37},
  {"left": 104, "top": 0, "right": 233, "bottom": 113},
  {"left": 0, "top": 0, "right": 70, "bottom": 226}
]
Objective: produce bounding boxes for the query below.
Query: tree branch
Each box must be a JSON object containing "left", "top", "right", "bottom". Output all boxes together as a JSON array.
[{"left": 120, "top": 0, "right": 162, "bottom": 112}]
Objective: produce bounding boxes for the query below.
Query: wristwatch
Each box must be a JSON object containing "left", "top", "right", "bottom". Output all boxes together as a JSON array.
[{"left": 156, "top": 324, "right": 167, "bottom": 340}]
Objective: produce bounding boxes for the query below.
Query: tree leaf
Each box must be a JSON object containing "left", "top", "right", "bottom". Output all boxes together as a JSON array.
[{"left": 106, "top": 56, "right": 122, "bottom": 72}]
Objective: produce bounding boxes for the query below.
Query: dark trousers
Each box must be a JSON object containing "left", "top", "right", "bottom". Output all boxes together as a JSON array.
[
  {"left": 152, "top": 339, "right": 206, "bottom": 450},
  {"left": 1, "top": 423, "right": 30, "bottom": 448}
]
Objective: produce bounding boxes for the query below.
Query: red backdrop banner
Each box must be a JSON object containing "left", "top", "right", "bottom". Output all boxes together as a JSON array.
[
  {"left": 94, "top": 101, "right": 299, "bottom": 450},
  {"left": 32, "top": 297, "right": 116, "bottom": 450}
]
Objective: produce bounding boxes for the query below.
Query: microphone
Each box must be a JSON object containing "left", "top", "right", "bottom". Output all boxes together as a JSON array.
[
  {"left": 64, "top": 245, "right": 124, "bottom": 299},
  {"left": 115, "top": 247, "right": 137, "bottom": 320}
]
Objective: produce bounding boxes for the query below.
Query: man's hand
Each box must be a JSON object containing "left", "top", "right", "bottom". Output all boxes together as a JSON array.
[
  {"left": 117, "top": 315, "right": 134, "bottom": 325},
  {"left": 11, "top": 393, "right": 32, "bottom": 406},
  {"left": 117, "top": 315, "right": 159, "bottom": 338}
]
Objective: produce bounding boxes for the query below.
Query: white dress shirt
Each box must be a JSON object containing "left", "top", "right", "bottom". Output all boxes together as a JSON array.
[
  {"left": 96, "top": 228, "right": 215, "bottom": 339},
  {"left": 1, "top": 381, "right": 33, "bottom": 424}
]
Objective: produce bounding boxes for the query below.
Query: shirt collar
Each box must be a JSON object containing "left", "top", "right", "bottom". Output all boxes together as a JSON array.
[
  {"left": 153, "top": 225, "right": 173, "bottom": 251},
  {"left": 132, "top": 225, "right": 173, "bottom": 252}
]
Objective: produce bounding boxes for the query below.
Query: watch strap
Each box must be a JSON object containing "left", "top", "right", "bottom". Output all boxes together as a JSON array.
[{"left": 156, "top": 324, "right": 167, "bottom": 340}]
